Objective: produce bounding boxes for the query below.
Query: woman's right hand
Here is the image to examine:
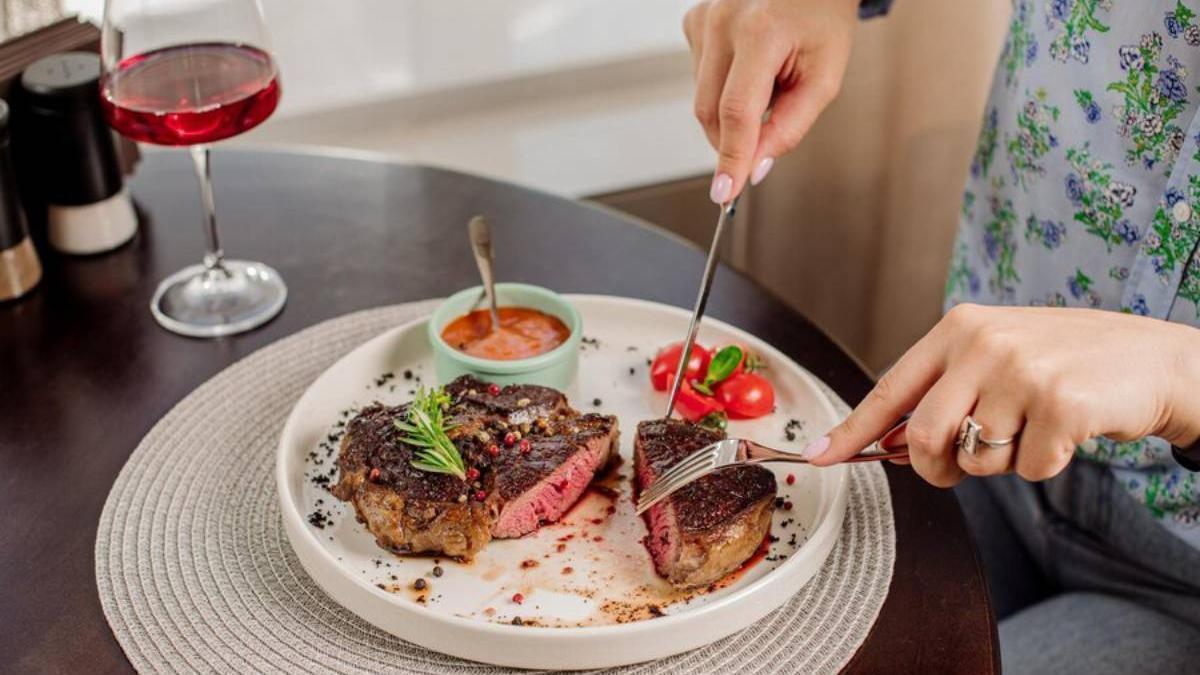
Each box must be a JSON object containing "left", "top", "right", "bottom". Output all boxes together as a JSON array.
[{"left": 683, "top": 0, "right": 860, "bottom": 203}]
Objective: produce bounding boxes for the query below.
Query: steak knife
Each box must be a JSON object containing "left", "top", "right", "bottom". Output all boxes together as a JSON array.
[{"left": 664, "top": 195, "right": 741, "bottom": 418}]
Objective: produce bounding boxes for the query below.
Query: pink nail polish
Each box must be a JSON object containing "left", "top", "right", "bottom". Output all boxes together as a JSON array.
[
  {"left": 750, "top": 157, "right": 774, "bottom": 186},
  {"left": 709, "top": 173, "right": 733, "bottom": 203},
  {"left": 801, "top": 435, "right": 831, "bottom": 460}
]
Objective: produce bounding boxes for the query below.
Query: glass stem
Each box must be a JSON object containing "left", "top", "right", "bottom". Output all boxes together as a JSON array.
[{"left": 189, "top": 145, "right": 227, "bottom": 274}]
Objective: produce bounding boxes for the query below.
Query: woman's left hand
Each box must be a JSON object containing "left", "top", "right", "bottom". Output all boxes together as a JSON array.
[{"left": 805, "top": 304, "right": 1200, "bottom": 486}]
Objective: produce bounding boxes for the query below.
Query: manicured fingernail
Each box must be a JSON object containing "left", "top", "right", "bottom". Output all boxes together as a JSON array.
[
  {"left": 709, "top": 172, "right": 733, "bottom": 203},
  {"left": 801, "top": 435, "right": 831, "bottom": 460},
  {"left": 750, "top": 157, "right": 774, "bottom": 186}
]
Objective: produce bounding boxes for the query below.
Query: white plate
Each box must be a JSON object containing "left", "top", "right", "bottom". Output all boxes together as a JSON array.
[{"left": 277, "top": 295, "right": 848, "bottom": 669}]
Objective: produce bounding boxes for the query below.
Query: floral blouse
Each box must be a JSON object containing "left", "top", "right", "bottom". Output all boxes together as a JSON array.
[{"left": 942, "top": 0, "right": 1200, "bottom": 544}]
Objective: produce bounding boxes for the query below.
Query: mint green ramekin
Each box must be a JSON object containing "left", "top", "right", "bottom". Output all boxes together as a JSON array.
[{"left": 428, "top": 283, "right": 582, "bottom": 389}]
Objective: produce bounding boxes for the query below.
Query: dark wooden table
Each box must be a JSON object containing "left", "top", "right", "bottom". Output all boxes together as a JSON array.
[{"left": 0, "top": 149, "right": 997, "bottom": 673}]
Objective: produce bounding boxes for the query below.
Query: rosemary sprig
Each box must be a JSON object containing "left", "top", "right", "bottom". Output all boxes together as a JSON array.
[{"left": 393, "top": 386, "right": 467, "bottom": 480}]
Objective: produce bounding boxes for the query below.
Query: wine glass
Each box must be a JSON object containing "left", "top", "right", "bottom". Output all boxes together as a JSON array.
[{"left": 100, "top": 0, "right": 286, "bottom": 338}]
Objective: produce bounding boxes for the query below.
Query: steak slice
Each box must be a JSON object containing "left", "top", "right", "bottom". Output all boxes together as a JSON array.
[
  {"left": 493, "top": 413, "right": 618, "bottom": 538},
  {"left": 332, "top": 375, "right": 616, "bottom": 559},
  {"left": 445, "top": 375, "right": 571, "bottom": 427},
  {"left": 332, "top": 403, "right": 495, "bottom": 558},
  {"left": 635, "top": 418, "right": 776, "bottom": 588}
]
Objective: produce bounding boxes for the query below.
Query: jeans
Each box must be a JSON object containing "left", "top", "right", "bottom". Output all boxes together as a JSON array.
[{"left": 955, "top": 459, "right": 1200, "bottom": 674}]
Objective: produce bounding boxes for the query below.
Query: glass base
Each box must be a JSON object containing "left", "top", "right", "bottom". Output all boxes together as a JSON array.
[{"left": 150, "top": 260, "right": 287, "bottom": 338}]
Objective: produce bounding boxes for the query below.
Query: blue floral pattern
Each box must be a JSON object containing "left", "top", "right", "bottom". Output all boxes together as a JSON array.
[{"left": 948, "top": 0, "right": 1200, "bottom": 547}]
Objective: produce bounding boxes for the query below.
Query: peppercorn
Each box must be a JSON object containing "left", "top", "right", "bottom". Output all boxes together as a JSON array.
[
  {"left": 488, "top": 383, "right": 501, "bottom": 396},
  {"left": 512, "top": 616, "right": 523, "bottom": 626},
  {"left": 786, "top": 474, "right": 795, "bottom": 485},
  {"left": 512, "top": 592, "right": 524, "bottom": 604},
  {"left": 488, "top": 444, "right": 500, "bottom": 457},
  {"left": 432, "top": 566, "right": 444, "bottom": 578},
  {"left": 519, "top": 439, "right": 531, "bottom": 454},
  {"left": 784, "top": 500, "right": 793, "bottom": 511},
  {"left": 368, "top": 467, "right": 381, "bottom": 482},
  {"left": 466, "top": 467, "right": 480, "bottom": 481},
  {"left": 413, "top": 578, "right": 427, "bottom": 590},
  {"left": 475, "top": 490, "right": 487, "bottom": 501},
  {"left": 503, "top": 432, "right": 517, "bottom": 447}
]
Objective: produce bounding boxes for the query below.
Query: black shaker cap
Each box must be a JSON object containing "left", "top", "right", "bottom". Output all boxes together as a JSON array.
[
  {"left": 15, "top": 52, "right": 122, "bottom": 206},
  {"left": 0, "top": 97, "right": 9, "bottom": 144},
  {"left": 0, "top": 97, "right": 29, "bottom": 250},
  {"left": 20, "top": 51, "right": 103, "bottom": 112}
]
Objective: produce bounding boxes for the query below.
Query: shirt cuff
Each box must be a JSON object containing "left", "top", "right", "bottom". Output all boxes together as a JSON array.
[{"left": 859, "top": 0, "right": 893, "bottom": 19}]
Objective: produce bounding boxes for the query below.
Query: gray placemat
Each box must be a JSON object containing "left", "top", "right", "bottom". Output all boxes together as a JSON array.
[{"left": 96, "top": 302, "right": 895, "bottom": 674}]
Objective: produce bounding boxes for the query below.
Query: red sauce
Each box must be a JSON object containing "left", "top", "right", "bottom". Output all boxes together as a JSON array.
[{"left": 441, "top": 307, "right": 570, "bottom": 360}]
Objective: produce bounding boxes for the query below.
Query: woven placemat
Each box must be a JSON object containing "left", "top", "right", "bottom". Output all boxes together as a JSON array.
[{"left": 96, "top": 302, "right": 895, "bottom": 674}]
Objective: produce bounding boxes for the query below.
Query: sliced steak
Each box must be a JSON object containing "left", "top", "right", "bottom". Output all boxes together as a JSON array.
[
  {"left": 445, "top": 375, "right": 570, "bottom": 426},
  {"left": 634, "top": 418, "right": 776, "bottom": 588},
  {"left": 332, "top": 403, "right": 495, "bottom": 558},
  {"left": 493, "top": 413, "right": 618, "bottom": 538},
  {"left": 333, "top": 375, "right": 616, "bottom": 559}
]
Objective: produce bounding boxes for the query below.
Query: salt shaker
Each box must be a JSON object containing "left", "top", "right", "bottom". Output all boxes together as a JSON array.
[
  {"left": 16, "top": 52, "right": 137, "bottom": 255},
  {"left": 0, "top": 98, "right": 41, "bottom": 301}
]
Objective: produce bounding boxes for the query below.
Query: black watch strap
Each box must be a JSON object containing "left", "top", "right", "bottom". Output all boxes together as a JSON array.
[{"left": 1172, "top": 442, "right": 1200, "bottom": 472}]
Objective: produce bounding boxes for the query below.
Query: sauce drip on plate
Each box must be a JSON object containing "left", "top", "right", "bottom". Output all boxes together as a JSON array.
[{"left": 442, "top": 307, "right": 570, "bottom": 360}]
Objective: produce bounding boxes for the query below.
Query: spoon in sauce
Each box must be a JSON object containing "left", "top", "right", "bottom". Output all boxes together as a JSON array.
[{"left": 467, "top": 215, "right": 501, "bottom": 333}]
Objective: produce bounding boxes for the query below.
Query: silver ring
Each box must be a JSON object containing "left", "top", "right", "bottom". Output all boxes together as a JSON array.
[
  {"left": 979, "top": 434, "right": 1015, "bottom": 448},
  {"left": 957, "top": 415, "right": 1016, "bottom": 455},
  {"left": 956, "top": 416, "right": 982, "bottom": 455}
]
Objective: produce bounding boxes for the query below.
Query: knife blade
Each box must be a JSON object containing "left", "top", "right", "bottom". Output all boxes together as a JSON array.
[{"left": 664, "top": 195, "right": 741, "bottom": 418}]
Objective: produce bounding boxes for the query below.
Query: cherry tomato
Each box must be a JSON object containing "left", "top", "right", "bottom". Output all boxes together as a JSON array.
[
  {"left": 650, "top": 342, "right": 711, "bottom": 391},
  {"left": 666, "top": 373, "right": 723, "bottom": 422},
  {"left": 714, "top": 372, "right": 775, "bottom": 419}
]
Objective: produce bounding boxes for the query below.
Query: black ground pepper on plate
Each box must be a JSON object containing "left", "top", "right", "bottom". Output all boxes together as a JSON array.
[
  {"left": 307, "top": 510, "right": 329, "bottom": 529},
  {"left": 413, "top": 578, "right": 427, "bottom": 591},
  {"left": 432, "top": 565, "right": 444, "bottom": 578},
  {"left": 783, "top": 418, "right": 804, "bottom": 442}
]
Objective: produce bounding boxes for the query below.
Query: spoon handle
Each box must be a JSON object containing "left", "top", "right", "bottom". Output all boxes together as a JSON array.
[{"left": 467, "top": 216, "right": 501, "bottom": 331}]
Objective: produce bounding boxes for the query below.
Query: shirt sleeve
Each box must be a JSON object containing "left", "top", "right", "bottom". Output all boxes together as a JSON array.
[{"left": 859, "top": 0, "right": 893, "bottom": 19}]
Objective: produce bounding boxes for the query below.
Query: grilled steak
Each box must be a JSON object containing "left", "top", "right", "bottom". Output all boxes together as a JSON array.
[
  {"left": 332, "top": 375, "right": 618, "bottom": 559},
  {"left": 635, "top": 419, "right": 776, "bottom": 588}
]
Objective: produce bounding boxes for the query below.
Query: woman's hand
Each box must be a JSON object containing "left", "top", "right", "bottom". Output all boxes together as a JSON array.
[
  {"left": 805, "top": 304, "right": 1200, "bottom": 486},
  {"left": 683, "top": 0, "right": 860, "bottom": 203}
]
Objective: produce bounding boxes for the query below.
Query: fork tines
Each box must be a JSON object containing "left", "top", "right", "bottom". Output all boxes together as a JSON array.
[{"left": 634, "top": 445, "right": 721, "bottom": 515}]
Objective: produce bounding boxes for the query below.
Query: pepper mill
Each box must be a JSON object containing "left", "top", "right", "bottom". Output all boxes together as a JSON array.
[
  {"left": 17, "top": 52, "right": 137, "bottom": 255},
  {"left": 0, "top": 98, "right": 42, "bottom": 301}
]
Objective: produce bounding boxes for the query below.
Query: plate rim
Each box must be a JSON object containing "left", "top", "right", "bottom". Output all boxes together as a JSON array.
[{"left": 276, "top": 294, "right": 848, "bottom": 651}]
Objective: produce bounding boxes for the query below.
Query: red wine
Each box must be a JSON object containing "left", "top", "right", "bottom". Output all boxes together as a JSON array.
[{"left": 101, "top": 42, "right": 280, "bottom": 146}]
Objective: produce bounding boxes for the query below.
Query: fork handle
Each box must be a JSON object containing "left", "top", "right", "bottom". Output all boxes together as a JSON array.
[{"left": 745, "top": 434, "right": 909, "bottom": 465}]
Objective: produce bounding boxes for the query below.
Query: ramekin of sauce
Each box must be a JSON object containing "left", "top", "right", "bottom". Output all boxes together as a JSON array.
[{"left": 429, "top": 283, "right": 581, "bottom": 389}]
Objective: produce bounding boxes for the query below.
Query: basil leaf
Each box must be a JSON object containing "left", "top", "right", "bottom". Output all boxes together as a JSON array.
[
  {"left": 703, "top": 345, "right": 743, "bottom": 387},
  {"left": 698, "top": 411, "right": 728, "bottom": 432}
]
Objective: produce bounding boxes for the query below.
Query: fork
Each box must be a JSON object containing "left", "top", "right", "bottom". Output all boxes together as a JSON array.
[{"left": 634, "top": 419, "right": 909, "bottom": 516}]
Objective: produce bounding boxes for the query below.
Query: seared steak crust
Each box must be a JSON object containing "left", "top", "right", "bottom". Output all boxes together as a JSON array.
[
  {"left": 332, "top": 375, "right": 617, "bottom": 559},
  {"left": 635, "top": 418, "right": 776, "bottom": 588},
  {"left": 495, "top": 413, "right": 617, "bottom": 501}
]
